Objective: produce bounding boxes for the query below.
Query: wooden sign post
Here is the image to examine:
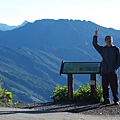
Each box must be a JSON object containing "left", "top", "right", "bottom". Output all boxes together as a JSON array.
[
  {"left": 68, "top": 74, "right": 73, "bottom": 100},
  {"left": 90, "top": 73, "right": 96, "bottom": 96}
]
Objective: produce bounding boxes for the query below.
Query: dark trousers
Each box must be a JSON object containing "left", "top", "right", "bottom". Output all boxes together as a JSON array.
[{"left": 102, "top": 74, "right": 119, "bottom": 102}]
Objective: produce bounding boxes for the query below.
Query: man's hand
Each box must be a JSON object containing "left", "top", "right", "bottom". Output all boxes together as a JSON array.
[{"left": 95, "top": 28, "right": 99, "bottom": 36}]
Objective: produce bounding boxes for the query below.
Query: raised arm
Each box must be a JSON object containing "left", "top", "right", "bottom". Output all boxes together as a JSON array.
[
  {"left": 95, "top": 28, "right": 99, "bottom": 36},
  {"left": 92, "top": 28, "right": 103, "bottom": 54}
]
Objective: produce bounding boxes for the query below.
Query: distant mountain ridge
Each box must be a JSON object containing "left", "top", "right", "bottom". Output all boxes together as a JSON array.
[
  {"left": 0, "top": 23, "right": 16, "bottom": 31},
  {"left": 0, "top": 19, "right": 120, "bottom": 103},
  {"left": 0, "top": 20, "right": 28, "bottom": 31},
  {"left": 0, "top": 19, "right": 120, "bottom": 48}
]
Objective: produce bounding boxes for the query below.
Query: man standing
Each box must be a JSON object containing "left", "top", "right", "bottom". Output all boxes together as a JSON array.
[{"left": 92, "top": 28, "right": 120, "bottom": 105}]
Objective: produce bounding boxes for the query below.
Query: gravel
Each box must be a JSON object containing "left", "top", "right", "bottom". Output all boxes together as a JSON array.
[
  {"left": 0, "top": 102, "right": 120, "bottom": 120},
  {"left": 1, "top": 102, "right": 120, "bottom": 116}
]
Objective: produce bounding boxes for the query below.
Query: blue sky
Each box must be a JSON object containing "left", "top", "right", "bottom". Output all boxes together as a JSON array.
[{"left": 0, "top": 0, "right": 120, "bottom": 30}]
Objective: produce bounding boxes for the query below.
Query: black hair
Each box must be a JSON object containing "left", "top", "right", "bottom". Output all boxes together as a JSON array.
[{"left": 105, "top": 35, "right": 113, "bottom": 41}]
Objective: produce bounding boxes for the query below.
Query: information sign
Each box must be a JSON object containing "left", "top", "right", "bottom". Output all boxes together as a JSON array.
[{"left": 60, "top": 61, "right": 101, "bottom": 75}]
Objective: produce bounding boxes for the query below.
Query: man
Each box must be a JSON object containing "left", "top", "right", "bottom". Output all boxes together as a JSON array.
[{"left": 92, "top": 28, "right": 120, "bottom": 105}]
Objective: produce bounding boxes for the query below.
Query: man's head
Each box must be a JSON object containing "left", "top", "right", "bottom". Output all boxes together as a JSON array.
[{"left": 105, "top": 35, "right": 113, "bottom": 47}]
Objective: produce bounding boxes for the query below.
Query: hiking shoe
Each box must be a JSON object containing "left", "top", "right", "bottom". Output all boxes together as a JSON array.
[
  {"left": 114, "top": 101, "right": 119, "bottom": 105},
  {"left": 101, "top": 101, "right": 110, "bottom": 105}
]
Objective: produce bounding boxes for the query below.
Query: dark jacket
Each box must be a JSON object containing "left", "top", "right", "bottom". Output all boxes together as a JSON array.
[{"left": 92, "top": 35, "right": 120, "bottom": 74}]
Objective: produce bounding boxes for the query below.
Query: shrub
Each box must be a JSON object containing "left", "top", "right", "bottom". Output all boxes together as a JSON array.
[
  {"left": 94, "top": 85, "right": 104, "bottom": 103},
  {"left": 0, "top": 77, "right": 13, "bottom": 104},
  {"left": 74, "top": 83, "right": 103, "bottom": 103},
  {"left": 51, "top": 85, "right": 68, "bottom": 102},
  {"left": 51, "top": 83, "right": 103, "bottom": 103},
  {"left": 0, "top": 89, "right": 13, "bottom": 103},
  {"left": 74, "top": 83, "right": 91, "bottom": 102}
]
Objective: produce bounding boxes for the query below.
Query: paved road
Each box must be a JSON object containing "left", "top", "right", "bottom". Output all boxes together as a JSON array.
[{"left": 0, "top": 107, "right": 120, "bottom": 120}]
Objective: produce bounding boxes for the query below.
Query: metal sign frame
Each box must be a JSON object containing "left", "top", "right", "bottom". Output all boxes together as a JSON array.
[{"left": 60, "top": 61, "right": 101, "bottom": 75}]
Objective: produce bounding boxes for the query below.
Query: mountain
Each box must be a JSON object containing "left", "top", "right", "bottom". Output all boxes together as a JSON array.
[
  {"left": 0, "top": 23, "right": 16, "bottom": 31},
  {"left": 0, "top": 20, "right": 28, "bottom": 31},
  {"left": 0, "top": 19, "right": 120, "bottom": 48},
  {"left": 19, "top": 20, "right": 28, "bottom": 27},
  {"left": 0, "top": 19, "right": 120, "bottom": 103}
]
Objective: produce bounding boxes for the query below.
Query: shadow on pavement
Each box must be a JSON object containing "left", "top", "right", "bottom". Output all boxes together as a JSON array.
[{"left": 0, "top": 102, "right": 117, "bottom": 115}]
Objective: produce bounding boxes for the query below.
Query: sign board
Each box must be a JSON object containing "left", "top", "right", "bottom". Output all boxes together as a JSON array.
[{"left": 60, "top": 61, "right": 101, "bottom": 75}]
